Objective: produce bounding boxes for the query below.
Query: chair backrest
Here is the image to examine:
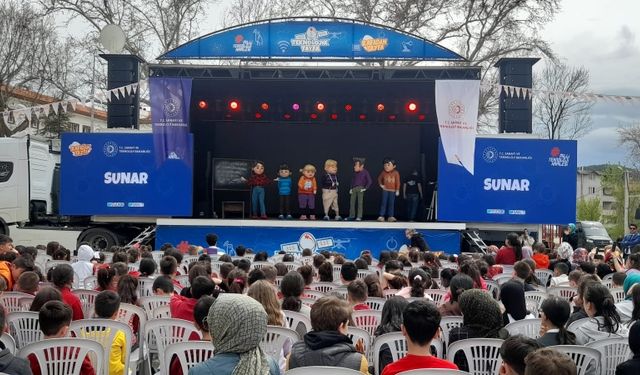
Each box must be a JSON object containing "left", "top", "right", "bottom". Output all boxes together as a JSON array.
[
  {"left": 425, "top": 290, "right": 448, "bottom": 306},
  {"left": 145, "top": 318, "right": 202, "bottom": 373},
  {"left": 18, "top": 296, "right": 35, "bottom": 311},
  {"left": 353, "top": 310, "right": 382, "bottom": 337},
  {"left": 373, "top": 332, "right": 408, "bottom": 375},
  {"left": 309, "top": 282, "right": 337, "bottom": 293},
  {"left": 365, "top": 297, "right": 386, "bottom": 311},
  {"left": 283, "top": 310, "right": 313, "bottom": 337},
  {"left": 260, "top": 326, "right": 300, "bottom": 360},
  {"left": 69, "top": 319, "right": 132, "bottom": 375},
  {"left": 586, "top": 337, "right": 631, "bottom": 375},
  {"left": 610, "top": 288, "right": 626, "bottom": 304},
  {"left": 140, "top": 296, "right": 171, "bottom": 318},
  {"left": 163, "top": 341, "right": 214, "bottom": 375},
  {"left": 0, "top": 333, "right": 16, "bottom": 354},
  {"left": 534, "top": 269, "right": 554, "bottom": 287},
  {"left": 285, "top": 366, "right": 363, "bottom": 375},
  {"left": 500, "top": 265, "right": 514, "bottom": 274},
  {"left": 383, "top": 289, "right": 399, "bottom": 299},
  {"left": 601, "top": 279, "right": 614, "bottom": 289},
  {"left": 302, "top": 290, "right": 325, "bottom": 300},
  {"left": 83, "top": 276, "right": 98, "bottom": 290},
  {"left": 0, "top": 292, "right": 34, "bottom": 313},
  {"left": 72, "top": 289, "right": 99, "bottom": 319},
  {"left": 151, "top": 305, "right": 171, "bottom": 319},
  {"left": 504, "top": 318, "right": 542, "bottom": 339},
  {"left": 524, "top": 291, "right": 548, "bottom": 308},
  {"left": 175, "top": 274, "right": 190, "bottom": 288},
  {"left": 252, "top": 261, "right": 272, "bottom": 270},
  {"left": 485, "top": 280, "right": 499, "bottom": 299},
  {"left": 333, "top": 288, "right": 348, "bottom": 300},
  {"left": 116, "top": 303, "right": 147, "bottom": 354},
  {"left": 394, "top": 369, "right": 470, "bottom": 375},
  {"left": 332, "top": 265, "right": 342, "bottom": 283},
  {"left": 44, "top": 260, "right": 72, "bottom": 273},
  {"left": 550, "top": 345, "right": 601, "bottom": 375},
  {"left": 566, "top": 317, "right": 592, "bottom": 334},
  {"left": 347, "top": 327, "right": 372, "bottom": 363},
  {"left": 446, "top": 338, "right": 504, "bottom": 375},
  {"left": 493, "top": 274, "right": 512, "bottom": 286},
  {"left": 137, "top": 277, "right": 157, "bottom": 298},
  {"left": 7, "top": 312, "right": 42, "bottom": 350},
  {"left": 357, "top": 269, "right": 375, "bottom": 279},
  {"left": 18, "top": 338, "right": 104, "bottom": 375},
  {"left": 548, "top": 286, "right": 577, "bottom": 302},
  {"left": 439, "top": 316, "right": 464, "bottom": 347}
]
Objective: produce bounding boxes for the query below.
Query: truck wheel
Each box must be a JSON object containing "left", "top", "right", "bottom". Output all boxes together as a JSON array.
[
  {"left": 0, "top": 219, "right": 8, "bottom": 236},
  {"left": 78, "top": 228, "right": 119, "bottom": 251}
]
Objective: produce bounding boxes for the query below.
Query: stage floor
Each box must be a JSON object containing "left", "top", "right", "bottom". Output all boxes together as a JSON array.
[{"left": 156, "top": 219, "right": 465, "bottom": 257}]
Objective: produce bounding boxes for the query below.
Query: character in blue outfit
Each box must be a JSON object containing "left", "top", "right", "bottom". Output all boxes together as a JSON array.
[{"left": 274, "top": 164, "right": 293, "bottom": 219}]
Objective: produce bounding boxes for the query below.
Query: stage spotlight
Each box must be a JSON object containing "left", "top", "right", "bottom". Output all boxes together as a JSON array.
[
  {"left": 310, "top": 113, "right": 318, "bottom": 119},
  {"left": 198, "top": 100, "right": 208, "bottom": 109},
  {"left": 388, "top": 114, "right": 397, "bottom": 121},
  {"left": 255, "top": 112, "right": 263, "bottom": 119},
  {"left": 292, "top": 103, "right": 300, "bottom": 111},
  {"left": 283, "top": 113, "right": 292, "bottom": 120},
  {"left": 418, "top": 114, "right": 426, "bottom": 121},
  {"left": 406, "top": 101, "right": 418, "bottom": 112},
  {"left": 260, "top": 102, "right": 269, "bottom": 111},
  {"left": 376, "top": 103, "right": 385, "bottom": 112},
  {"left": 316, "top": 102, "right": 325, "bottom": 111},
  {"left": 344, "top": 104, "right": 353, "bottom": 112},
  {"left": 330, "top": 113, "right": 338, "bottom": 120},
  {"left": 228, "top": 100, "right": 240, "bottom": 111},
  {"left": 359, "top": 114, "right": 367, "bottom": 120}
]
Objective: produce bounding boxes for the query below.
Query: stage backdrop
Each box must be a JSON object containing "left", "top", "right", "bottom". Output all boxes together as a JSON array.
[
  {"left": 156, "top": 223, "right": 462, "bottom": 258},
  {"left": 60, "top": 133, "right": 193, "bottom": 216},
  {"left": 438, "top": 137, "right": 577, "bottom": 224}
]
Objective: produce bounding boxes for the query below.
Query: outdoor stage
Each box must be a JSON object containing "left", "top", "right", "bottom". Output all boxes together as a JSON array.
[{"left": 156, "top": 218, "right": 466, "bottom": 258}]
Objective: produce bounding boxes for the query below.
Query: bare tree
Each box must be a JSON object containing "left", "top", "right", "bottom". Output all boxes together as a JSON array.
[
  {"left": 534, "top": 62, "right": 593, "bottom": 139},
  {"left": 619, "top": 124, "right": 640, "bottom": 169}
]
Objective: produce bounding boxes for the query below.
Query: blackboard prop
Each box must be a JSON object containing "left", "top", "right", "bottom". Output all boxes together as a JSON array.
[{"left": 213, "top": 158, "right": 253, "bottom": 191}]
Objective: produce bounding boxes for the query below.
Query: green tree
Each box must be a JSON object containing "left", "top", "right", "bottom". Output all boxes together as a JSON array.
[
  {"left": 577, "top": 197, "right": 601, "bottom": 221},
  {"left": 37, "top": 111, "right": 72, "bottom": 139},
  {"left": 602, "top": 166, "right": 640, "bottom": 239}
]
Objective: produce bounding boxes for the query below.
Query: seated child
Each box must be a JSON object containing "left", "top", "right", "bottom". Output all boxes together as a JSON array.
[
  {"left": 498, "top": 335, "right": 542, "bottom": 375},
  {"left": 93, "top": 291, "right": 127, "bottom": 375},
  {"left": 15, "top": 271, "right": 39, "bottom": 295},
  {"left": 616, "top": 320, "right": 640, "bottom": 375},
  {"left": 0, "top": 304, "right": 31, "bottom": 374},
  {"left": 28, "top": 301, "right": 96, "bottom": 375},
  {"left": 152, "top": 276, "right": 175, "bottom": 295},
  {"left": 347, "top": 279, "right": 370, "bottom": 311},
  {"left": 524, "top": 348, "right": 577, "bottom": 375}
]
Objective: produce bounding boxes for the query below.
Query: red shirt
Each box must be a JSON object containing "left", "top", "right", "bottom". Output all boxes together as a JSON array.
[
  {"left": 59, "top": 286, "right": 84, "bottom": 321},
  {"left": 354, "top": 303, "right": 370, "bottom": 311},
  {"left": 381, "top": 354, "right": 458, "bottom": 375},
  {"left": 128, "top": 270, "right": 141, "bottom": 278},
  {"left": 169, "top": 294, "right": 197, "bottom": 322},
  {"left": 532, "top": 253, "right": 550, "bottom": 269},
  {"left": 29, "top": 351, "right": 95, "bottom": 375},
  {"left": 495, "top": 246, "right": 517, "bottom": 265}
]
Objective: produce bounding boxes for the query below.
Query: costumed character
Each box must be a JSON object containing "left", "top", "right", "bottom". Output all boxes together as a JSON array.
[
  {"left": 298, "top": 164, "right": 317, "bottom": 220},
  {"left": 403, "top": 170, "right": 423, "bottom": 221},
  {"left": 321, "top": 159, "right": 341, "bottom": 220},
  {"left": 347, "top": 157, "right": 372, "bottom": 221},
  {"left": 274, "top": 164, "right": 293, "bottom": 220},
  {"left": 242, "top": 161, "right": 270, "bottom": 219},
  {"left": 377, "top": 157, "right": 400, "bottom": 222}
]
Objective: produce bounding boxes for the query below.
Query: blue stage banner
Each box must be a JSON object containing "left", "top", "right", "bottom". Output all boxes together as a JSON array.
[
  {"left": 156, "top": 224, "right": 462, "bottom": 258},
  {"left": 437, "top": 138, "right": 577, "bottom": 224},
  {"left": 159, "top": 19, "right": 464, "bottom": 61},
  {"left": 60, "top": 133, "right": 193, "bottom": 216}
]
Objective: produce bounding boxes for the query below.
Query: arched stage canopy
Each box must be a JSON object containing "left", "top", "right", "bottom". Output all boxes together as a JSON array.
[{"left": 158, "top": 17, "right": 465, "bottom": 61}]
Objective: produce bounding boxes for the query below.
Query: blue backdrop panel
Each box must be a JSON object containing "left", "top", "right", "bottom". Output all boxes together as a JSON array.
[
  {"left": 156, "top": 224, "right": 461, "bottom": 258},
  {"left": 160, "top": 20, "right": 463, "bottom": 61},
  {"left": 60, "top": 133, "right": 193, "bottom": 216},
  {"left": 437, "top": 138, "right": 577, "bottom": 224}
]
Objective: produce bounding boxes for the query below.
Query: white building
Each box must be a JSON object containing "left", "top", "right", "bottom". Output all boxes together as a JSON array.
[{"left": 576, "top": 167, "right": 616, "bottom": 218}]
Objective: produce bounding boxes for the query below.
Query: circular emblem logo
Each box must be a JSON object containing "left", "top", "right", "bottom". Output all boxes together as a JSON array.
[
  {"left": 550, "top": 147, "right": 561, "bottom": 157},
  {"left": 448, "top": 100, "right": 465, "bottom": 119},
  {"left": 235, "top": 34, "right": 244, "bottom": 43},
  {"left": 162, "top": 98, "right": 181, "bottom": 118},
  {"left": 482, "top": 147, "right": 498, "bottom": 163},
  {"left": 298, "top": 232, "right": 317, "bottom": 251},
  {"left": 103, "top": 141, "right": 118, "bottom": 157}
]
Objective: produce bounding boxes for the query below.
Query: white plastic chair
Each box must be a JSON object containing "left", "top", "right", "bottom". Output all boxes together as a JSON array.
[
  {"left": 82, "top": 275, "right": 97, "bottom": 290},
  {"left": 137, "top": 277, "right": 156, "bottom": 298},
  {"left": 602, "top": 279, "right": 614, "bottom": 289},
  {"left": 446, "top": 338, "right": 504, "bottom": 375},
  {"left": 0, "top": 292, "right": 34, "bottom": 313},
  {"left": 7, "top": 311, "right": 42, "bottom": 350},
  {"left": 534, "top": 269, "right": 554, "bottom": 287},
  {"left": 140, "top": 296, "right": 170, "bottom": 318},
  {"left": 373, "top": 332, "right": 408, "bottom": 375},
  {"left": 145, "top": 318, "right": 202, "bottom": 374},
  {"left": 332, "top": 265, "right": 343, "bottom": 283},
  {"left": 302, "top": 290, "right": 325, "bottom": 300},
  {"left": 365, "top": 297, "right": 386, "bottom": 311},
  {"left": 550, "top": 345, "right": 601, "bottom": 375},
  {"left": 163, "top": 341, "right": 214, "bottom": 375},
  {"left": 18, "top": 296, "right": 34, "bottom": 311},
  {"left": 252, "top": 261, "right": 272, "bottom": 270},
  {"left": 151, "top": 305, "right": 171, "bottom": 319},
  {"left": 548, "top": 286, "right": 577, "bottom": 302},
  {"left": 610, "top": 288, "right": 626, "bottom": 304},
  {"left": 524, "top": 290, "right": 548, "bottom": 309},
  {"left": 485, "top": 280, "right": 499, "bottom": 299},
  {"left": 18, "top": 338, "right": 104, "bottom": 375},
  {"left": 285, "top": 366, "right": 362, "bottom": 375},
  {"left": 72, "top": 289, "right": 99, "bottom": 319},
  {"left": 425, "top": 290, "right": 448, "bottom": 306},
  {"left": 383, "top": 289, "right": 399, "bottom": 299},
  {"left": 0, "top": 333, "right": 16, "bottom": 354},
  {"left": 175, "top": 274, "right": 190, "bottom": 288},
  {"left": 493, "top": 274, "right": 512, "bottom": 286},
  {"left": 333, "top": 288, "right": 348, "bottom": 300},
  {"left": 357, "top": 269, "right": 375, "bottom": 279},
  {"left": 504, "top": 318, "right": 542, "bottom": 339},
  {"left": 347, "top": 326, "right": 372, "bottom": 363},
  {"left": 586, "top": 337, "right": 631, "bottom": 375},
  {"left": 439, "top": 316, "right": 464, "bottom": 347},
  {"left": 309, "top": 282, "right": 338, "bottom": 293},
  {"left": 283, "top": 310, "right": 312, "bottom": 337},
  {"left": 300, "top": 298, "right": 316, "bottom": 308},
  {"left": 69, "top": 319, "right": 132, "bottom": 375},
  {"left": 260, "top": 326, "right": 300, "bottom": 360},
  {"left": 395, "top": 369, "right": 470, "bottom": 375},
  {"left": 116, "top": 303, "right": 147, "bottom": 374},
  {"left": 353, "top": 310, "right": 382, "bottom": 337}
]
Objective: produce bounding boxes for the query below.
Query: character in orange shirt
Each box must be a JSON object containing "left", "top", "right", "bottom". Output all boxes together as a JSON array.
[
  {"left": 298, "top": 164, "right": 317, "bottom": 220},
  {"left": 377, "top": 157, "right": 401, "bottom": 222}
]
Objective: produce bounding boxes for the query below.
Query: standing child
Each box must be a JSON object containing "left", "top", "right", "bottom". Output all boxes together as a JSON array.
[
  {"left": 274, "top": 164, "right": 293, "bottom": 220},
  {"left": 347, "top": 157, "right": 372, "bottom": 221},
  {"left": 243, "top": 161, "right": 270, "bottom": 219},
  {"left": 298, "top": 164, "right": 317, "bottom": 220},
  {"left": 321, "top": 159, "right": 341, "bottom": 220},
  {"left": 377, "top": 158, "right": 401, "bottom": 222}
]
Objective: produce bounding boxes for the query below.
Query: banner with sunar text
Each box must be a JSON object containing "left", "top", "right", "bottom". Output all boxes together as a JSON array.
[
  {"left": 435, "top": 80, "right": 481, "bottom": 175},
  {"left": 150, "top": 77, "right": 193, "bottom": 167}
]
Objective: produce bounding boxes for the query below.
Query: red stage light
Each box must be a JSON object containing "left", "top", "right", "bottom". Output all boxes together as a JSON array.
[
  {"left": 283, "top": 113, "right": 292, "bottom": 120},
  {"left": 418, "top": 114, "right": 426, "bottom": 121},
  {"left": 228, "top": 100, "right": 240, "bottom": 111},
  {"left": 359, "top": 114, "right": 367, "bottom": 120},
  {"left": 310, "top": 113, "right": 318, "bottom": 119},
  {"left": 316, "top": 102, "right": 325, "bottom": 111},
  {"left": 407, "top": 102, "right": 418, "bottom": 112},
  {"left": 344, "top": 104, "right": 353, "bottom": 112},
  {"left": 260, "top": 102, "right": 269, "bottom": 111},
  {"left": 330, "top": 113, "right": 338, "bottom": 120},
  {"left": 292, "top": 103, "right": 300, "bottom": 111},
  {"left": 198, "top": 100, "right": 208, "bottom": 109},
  {"left": 388, "top": 115, "right": 397, "bottom": 121},
  {"left": 376, "top": 103, "right": 385, "bottom": 112},
  {"left": 255, "top": 113, "right": 263, "bottom": 119}
]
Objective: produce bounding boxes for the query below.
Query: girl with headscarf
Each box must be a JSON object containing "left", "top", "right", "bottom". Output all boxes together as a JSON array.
[
  {"left": 562, "top": 223, "right": 579, "bottom": 249},
  {"left": 615, "top": 273, "right": 640, "bottom": 322},
  {"left": 374, "top": 297, "right": 409, "bottom": 372},
  {"left": 571, "top": 248, "right": 590, "bottom": 266},
  {"left": 500, "top": 280, "right": 535, "bottom": 325},
  {"left": 189, "top": 294, "right": 280, "bottom": 375}
]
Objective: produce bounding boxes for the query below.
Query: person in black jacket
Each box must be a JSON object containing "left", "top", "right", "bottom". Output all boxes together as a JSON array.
[
  {"left": 405, "top": 229, "right": 431, "bottom": 252},
  {"left": 0, "top": 304, "right": 32, "bottom": 375},
  {"left": 616, "top": 320, "right": 640, "bottom": 375}
]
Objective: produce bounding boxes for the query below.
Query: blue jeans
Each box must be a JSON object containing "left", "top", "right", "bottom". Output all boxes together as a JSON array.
[
  {"left": 406, "top": 193, "right": 420, "bottom": 221},
  {"left": 379, "top": 190, "right": 396, "bottom": 217},
  {"left": 251, "top": 187, "right": 266, "bottom": 216}
]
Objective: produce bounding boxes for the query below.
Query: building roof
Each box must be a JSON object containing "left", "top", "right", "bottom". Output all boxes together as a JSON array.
[{"left": 4, "top": 85, "right": 108, "bottom": 121}]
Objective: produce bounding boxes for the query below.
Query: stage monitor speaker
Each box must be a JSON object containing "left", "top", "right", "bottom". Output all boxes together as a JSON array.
[
  {"left": 99, "top": 54, "right": 143, "bottom": 129},
  {"left": 494, "top": 58, "right": 539, "bottom": 134}
]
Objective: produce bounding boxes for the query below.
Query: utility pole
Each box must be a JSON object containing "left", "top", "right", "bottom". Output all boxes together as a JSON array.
[{"left": 624, "top": 168, "right": 629, "bottom": 232}]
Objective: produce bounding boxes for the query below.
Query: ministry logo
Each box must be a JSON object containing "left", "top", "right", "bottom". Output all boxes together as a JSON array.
[
  {"left": 482, "top": 147, "right": 498, "bottom": 163},
  {"left": 448, "top": 100, "right": 465, "bottom": 119},
  {"left": 103, "top": 141, "right": 118, "bottom": 157},
  {"left": 162, "top": 98, "right": 181, "bottom": 118}
]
